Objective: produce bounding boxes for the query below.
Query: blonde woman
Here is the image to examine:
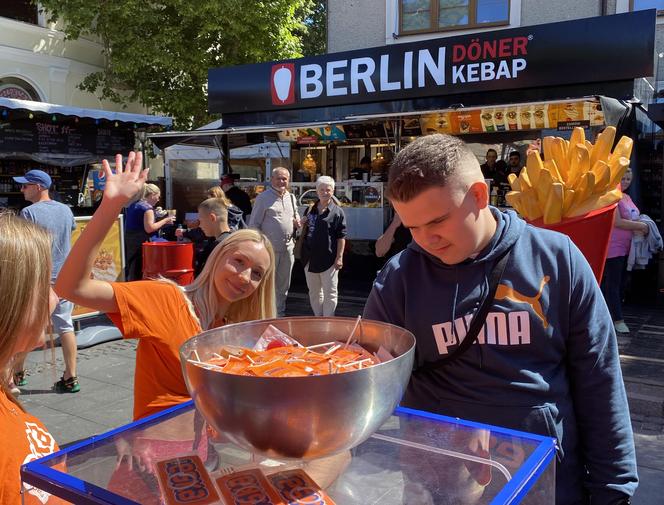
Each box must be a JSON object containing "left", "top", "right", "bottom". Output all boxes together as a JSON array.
[
  {"left": 124, "top": 182, "right": 175, "bottom": 280},
  {"left": 56, "top": 152, "right": 276, "bottom": 420},
  {"left": 207, "top": 185, "right": 246, "bottom": 230},
  {"left": 0, "top": 213, "right": 63, "bottom": 504}
]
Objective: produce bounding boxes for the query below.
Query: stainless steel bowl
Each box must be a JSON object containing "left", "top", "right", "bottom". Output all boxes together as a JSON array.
[{"left": 180, "top": 316, "right": 415, "bottom": 460}]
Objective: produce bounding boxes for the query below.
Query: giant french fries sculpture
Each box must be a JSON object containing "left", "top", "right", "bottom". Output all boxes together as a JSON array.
[{"left": 505, "top": 126, "right": 632, "bottom": 224}]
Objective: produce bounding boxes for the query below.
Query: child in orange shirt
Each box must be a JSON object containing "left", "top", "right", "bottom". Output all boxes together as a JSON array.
[
  {"left": 55, "top": 152, "right": 277, "bottom": 420},
  {"left": 0, "top": 213, "right": 65, "bottom": 504}
]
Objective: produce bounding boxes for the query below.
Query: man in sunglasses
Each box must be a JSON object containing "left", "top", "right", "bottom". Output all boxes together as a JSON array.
[{"left": 13, "top": 169, "right": 79, "bottom": 394}]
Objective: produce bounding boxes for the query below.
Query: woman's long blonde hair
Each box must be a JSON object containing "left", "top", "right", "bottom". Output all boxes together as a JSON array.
[
  {"left": 0, "top": 213, "right": 52, "bottom": 410},
  {"left": 207, "top": 186, "right": 231, "bottom": 207},
  {"left": 184, "top": 229, "right": 276, "bottom": 329}
]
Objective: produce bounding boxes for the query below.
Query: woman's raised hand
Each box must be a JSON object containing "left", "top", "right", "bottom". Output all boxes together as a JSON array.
[{"left": 101, "top": 152, "right": 149, "bottom": 205}]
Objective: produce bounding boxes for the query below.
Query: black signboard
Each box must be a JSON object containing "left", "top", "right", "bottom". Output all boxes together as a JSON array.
[
  {"left": 0, "top": 119, "right": 134, "bottom": 156},
  {"left": 209, "top": 10, "right": 655, "bottom": 115}
]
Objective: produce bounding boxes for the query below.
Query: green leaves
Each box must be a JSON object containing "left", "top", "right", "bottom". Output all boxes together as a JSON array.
[{"left": 37, "top": 0, "right": 323, "bottom": 128}]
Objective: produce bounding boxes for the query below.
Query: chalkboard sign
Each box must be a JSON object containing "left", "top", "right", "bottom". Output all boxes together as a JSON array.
[{"left": 0, "top": 119, "right": 134, "bottom": 156}]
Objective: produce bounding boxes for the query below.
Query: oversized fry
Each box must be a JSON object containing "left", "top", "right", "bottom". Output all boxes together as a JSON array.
[{"left": 506, "top": 125, "right": 633, "bottom": 223}]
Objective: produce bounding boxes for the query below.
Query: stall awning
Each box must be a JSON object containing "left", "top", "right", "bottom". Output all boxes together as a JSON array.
[
  {"left": 149, "top": 118, "right": 362, "bottom": 150},
  {"left": 165, "top": 142, "right": 291, "bottom": 161},
  {"left": 0, "top": 97, "right": 172, "bottom": 127},
  {"left": 0, "top": 97, "right": 173, "bottom": 166}
]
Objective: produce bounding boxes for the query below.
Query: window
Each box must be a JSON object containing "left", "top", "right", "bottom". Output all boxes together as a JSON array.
[
  {"left": 400, "top": 0, "right": 510, "bottom": 34},
  {"left": 631, "top": 0, "right": 664, "bottom": 13},
  {"left": 0, "top": 0, "right": 38, "bottom": 24}
]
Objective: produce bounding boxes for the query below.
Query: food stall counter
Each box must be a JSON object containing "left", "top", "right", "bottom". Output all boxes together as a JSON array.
[{"left": 22, "top": 401, "right": 556, "bottom": 504}]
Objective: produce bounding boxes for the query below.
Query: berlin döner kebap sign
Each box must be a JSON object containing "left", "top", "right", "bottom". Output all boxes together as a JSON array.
[{"left": 208, "top": 10, "right": 655, "bottom": 115}]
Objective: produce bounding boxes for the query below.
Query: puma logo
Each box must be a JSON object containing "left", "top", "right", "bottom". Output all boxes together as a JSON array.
[{"left": 495, "top": 276, "right": 550, "bottom": 329}]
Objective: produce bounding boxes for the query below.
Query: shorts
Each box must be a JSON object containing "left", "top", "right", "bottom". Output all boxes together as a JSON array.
[{"left": 51, "top": 298, "right": 74, "bottom": 334}]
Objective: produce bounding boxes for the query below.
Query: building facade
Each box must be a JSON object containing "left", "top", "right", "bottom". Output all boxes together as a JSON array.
[
  {"left": 0, "top": 1, "right": 149, "bottom": 113},
  {"left": 326, "top": 0, "right": 664, "bottom": 298},
  {"left": 328, "top": 0, "right": 664, "bottom": 89}
]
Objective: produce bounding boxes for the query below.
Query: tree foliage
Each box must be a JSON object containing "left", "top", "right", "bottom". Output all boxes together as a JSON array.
[
  {"left": 297, "top": 0, "right": 326, "bottom": 56},
  {"left": 37, "top": 0, "right": 318, "bottom": 128}
]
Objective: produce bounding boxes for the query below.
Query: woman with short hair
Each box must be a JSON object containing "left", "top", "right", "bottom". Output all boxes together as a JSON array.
[{"left": 300, "top": 176, "right": 347, "bottom": 316}]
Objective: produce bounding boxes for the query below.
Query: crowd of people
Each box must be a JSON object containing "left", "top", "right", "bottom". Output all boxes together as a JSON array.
[{"left": 1, "top": 134, "right": 643, "bottom": 504}]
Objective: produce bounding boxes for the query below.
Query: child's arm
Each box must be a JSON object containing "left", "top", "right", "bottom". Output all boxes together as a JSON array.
[{"left": 55, "top": 152, "right": 148, "bottom": 313}]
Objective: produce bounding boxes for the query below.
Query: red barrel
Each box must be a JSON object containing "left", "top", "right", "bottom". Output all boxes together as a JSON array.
[
  {"left": 528, "top": 204, "right": 617, "bottom": 283},
  {"left": 142, "top": 241, "right": 195, "bottom": 286}
]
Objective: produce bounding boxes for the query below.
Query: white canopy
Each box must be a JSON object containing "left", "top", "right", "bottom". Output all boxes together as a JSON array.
[
  {"left": 164, "top": 141, "right": 290, "bottom": 162},
  {"left": 0, "top": 97, "right": 172, "bottom": 126}
]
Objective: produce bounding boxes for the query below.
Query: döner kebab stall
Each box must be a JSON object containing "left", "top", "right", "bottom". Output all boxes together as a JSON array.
[{"left": 22, "top": 10, "right": 655, "bottom": 504}]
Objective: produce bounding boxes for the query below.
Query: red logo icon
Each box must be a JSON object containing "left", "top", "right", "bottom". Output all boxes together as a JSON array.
[{"left": 271, "top": 63, "right": 295, "bottom": 105}]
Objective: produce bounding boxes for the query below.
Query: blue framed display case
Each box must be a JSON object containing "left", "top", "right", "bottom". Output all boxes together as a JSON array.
[{"left": 22, "top": 402, "right": 556, "bottom": 504}]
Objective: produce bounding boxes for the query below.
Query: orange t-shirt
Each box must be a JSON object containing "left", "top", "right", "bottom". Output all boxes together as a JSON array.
[
  {"left": 108, "top": 280, "right": 202, "bottom": 420},
  {"left": 0, "top": 392, "right": 66, "bottom": 504}
]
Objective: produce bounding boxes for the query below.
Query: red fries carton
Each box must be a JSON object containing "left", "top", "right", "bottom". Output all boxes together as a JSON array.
[
  {"left": 268, "top": 469, "right": 336, "bottom": 505},
  {"left": 216, "top": 468, "right": 285, "bottom": 505},
  {"left": 156, "top": 454, "right": 221, "bottom": 505}
]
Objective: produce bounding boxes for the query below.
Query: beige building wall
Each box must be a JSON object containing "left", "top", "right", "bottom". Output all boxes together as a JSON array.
[
  {"left": 0, "top": 15, "right": 164, "bottom": 175},
  {"left": 0, "top": 16, "right": 149, "bottom": 113}
]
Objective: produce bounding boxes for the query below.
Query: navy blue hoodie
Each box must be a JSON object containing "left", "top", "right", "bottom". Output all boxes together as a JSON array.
[{"left": 364, "top": 208, "right": 637, "bottom": 505}]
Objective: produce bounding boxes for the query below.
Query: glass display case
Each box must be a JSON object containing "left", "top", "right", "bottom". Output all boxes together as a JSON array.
[{"left": 22, "top": 402, "right": 556, "bottom": 505}]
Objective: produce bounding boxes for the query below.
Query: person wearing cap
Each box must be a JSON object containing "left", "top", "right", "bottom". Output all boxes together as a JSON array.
[
  {"left": 221, "top": 175, "right": 252, "bottom": 219},
  {"left": 12, "top": 169, "right": 79, "bottom": 394}
]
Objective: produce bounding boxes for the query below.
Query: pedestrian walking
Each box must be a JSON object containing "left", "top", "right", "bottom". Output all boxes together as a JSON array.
[
  {"left": 12, "top": 169, "right": 80, "bottom": 394},
  {"left": 249, "top": 167, "right": 300, "bottom": 316}
]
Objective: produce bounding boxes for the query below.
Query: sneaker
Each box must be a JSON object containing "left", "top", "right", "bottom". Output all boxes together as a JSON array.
[
  {"left": 54, "top": 376, "right": 80, "bottom": 394},
  {"left": 614, "top": 321, "right": 630, "bottom": 334},
  {"left": 8, "top": 380, "right": 20, "bottom": 396},
  {"left": 14, "top": 370, "right": 27, "bottom": 387}
]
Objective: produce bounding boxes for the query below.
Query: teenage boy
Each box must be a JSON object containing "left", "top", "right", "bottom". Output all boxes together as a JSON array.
[
  {"left": 191, "top": 197, "right": 232, "bottom": 275},
  {"left": 364, "top": 134, "right": 637, "bottom": 505}
]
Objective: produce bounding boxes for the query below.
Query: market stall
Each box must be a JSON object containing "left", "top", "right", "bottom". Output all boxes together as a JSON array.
[
  {"left": 0, "top": 96, "right": 172, "bottom": 344},
  {"left": 151, "top": 10, "right": 656, "bottom": 249},
  {"left": 0, "top": 96, "right": 171, "bottom": 214},
  {"left": 163, "top": 140, "right": 290, "bottom": 214}
]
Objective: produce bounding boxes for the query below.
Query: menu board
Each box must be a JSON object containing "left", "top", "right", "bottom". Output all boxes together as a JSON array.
[
  {"left": 420, "top": 100, "right": 605, "bottom": 136},
  {"left": 0, "top": 119, "right": 135, "bottom": 156}
]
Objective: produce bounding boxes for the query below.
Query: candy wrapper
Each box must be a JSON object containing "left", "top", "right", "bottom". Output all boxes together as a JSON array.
[
  {"left": 156, "top": 454, "right": 220, "bottom": 505},
  {"left": 216, "top": 467, "right": 285, "bottom": 505},
  {"left": 268, "top": 468, "right": 337, "bottom": 505},
  {"left": 253, "top": 324, "right": 302, "bottom": 351}
]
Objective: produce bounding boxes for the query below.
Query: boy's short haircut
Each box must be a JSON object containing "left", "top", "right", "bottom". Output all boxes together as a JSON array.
[
  {"left": 509, "top": 151, "right": 521, "bottom": 159},
  {"left": 387, "top": 134, "right": 477, "bottom": 202},
  {"left": 198, "top": 197, "right": 228, "bottom": 223}
]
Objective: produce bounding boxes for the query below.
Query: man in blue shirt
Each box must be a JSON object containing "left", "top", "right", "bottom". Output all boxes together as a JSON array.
[{"left": 13, "top": 169, "right": 79, "bottom": 393}]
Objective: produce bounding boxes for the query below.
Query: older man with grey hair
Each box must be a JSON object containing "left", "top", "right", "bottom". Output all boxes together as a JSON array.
[{"left": 249, "top": 167, "right": 300, "bottom": 316}]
